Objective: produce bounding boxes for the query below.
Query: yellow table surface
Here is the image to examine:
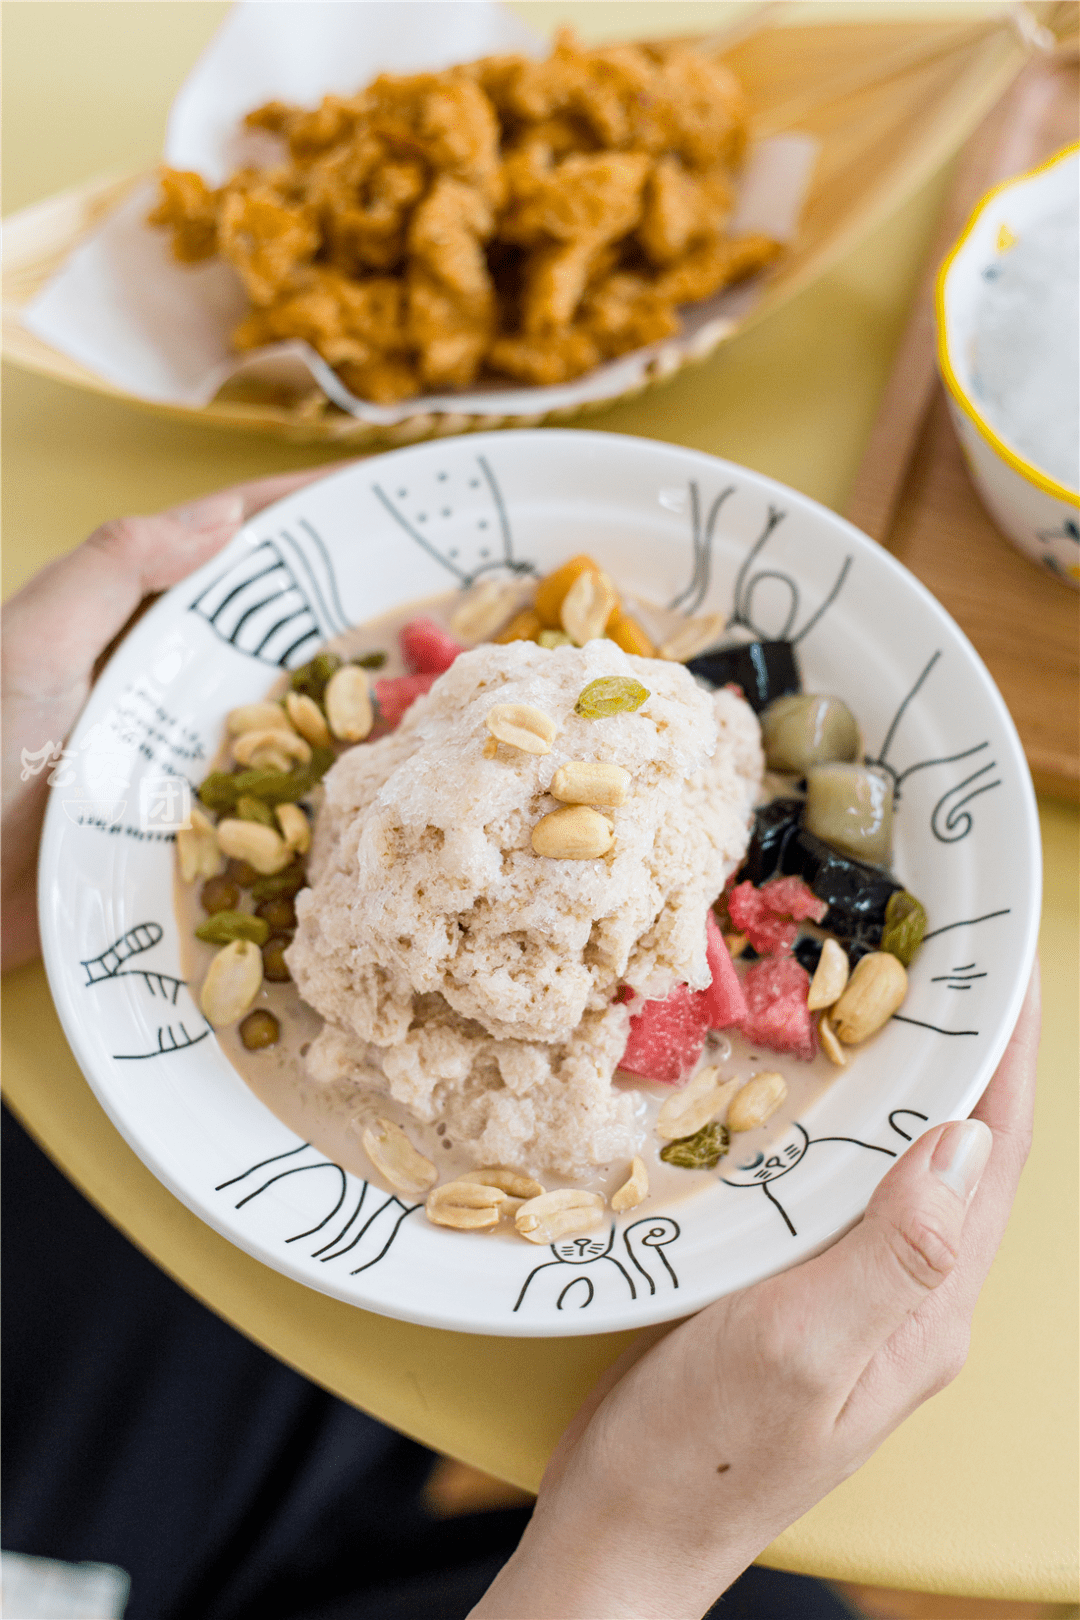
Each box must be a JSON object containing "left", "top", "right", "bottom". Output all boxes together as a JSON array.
[{"left": 3, "top": 2, "right": 1078, "bottom": 1605}]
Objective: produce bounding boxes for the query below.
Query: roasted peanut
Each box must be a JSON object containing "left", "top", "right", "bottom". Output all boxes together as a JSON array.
[
  {"left": 275, "top": 802, "right": 311, "bottom": 854},
  {"left": 611, "top": 1156, "right": 649, "bottom": 1213},
  {"left": 450, "top": 580, "right": 520, "bottom": 644},
  {"left": 361, "top": 1118, "right": 438, "bottom": 1196},
  {"left": 456, "top": 1167, "right": 545, "bottom": 1199},
  {"left": 831, "top": 951, "right": 908, "bottom": 1044},
  {"left": 176, "top": 805, "right": 222, "bottom": 883},
  {"left": 216, "top": 819, "right": 292, "bottom": 875},
  {"left": 561, "top": 568, "right": 619, "bottom": 645},
  {"left": 425, "top": 1180, "right": 507, "bottom": 1230},
  {"left": 515, "top": 1189, "right": 605, "bottom": 1244},
  {"left": 818, "top": 1013, "right": 847, "bottom": 1067},
  {"left": 656, "top": 1066, "right": 741, "bottom": 1141},
  {"left": 807, "top": 937, "right": 850, "bottom": 1011},
  {"left": 727, "top": 1071, "right": 788, "bottom": 1133},
  {"left": 325, "top": 664, "right": 374, "bottom": 742},
  {"left": 232, "top": 727, "right": 311, "bottom": 769},
  {"left": 531, "top": 805, "right": 613, "bottom": 860},
  {"left": 199, "top": 939, "right": 263, "bottom": 1027},
  {"left": 227, "top": 702, "right": 294, "bottom": 736},
  {"left": 534, "top": 555, "right": 601, "bottom": 628},
  {"left": 549, "top": 761, "right": 630, "bottom": 807},
  {"left": 485, "top": 703, "right": 558, "bottom": 755},
  {"left": 659, "top": 612, "right": 727, "bottom": 663},
  {"left": 285, "top": 691, "right": 332, "bottom": 747}
]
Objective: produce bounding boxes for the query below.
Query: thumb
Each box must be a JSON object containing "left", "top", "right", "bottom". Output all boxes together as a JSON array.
[
  {"left": 791, "top": 1118, "right": 993, "bottom": 1373},
  {"left": 2, "top": 492, "right": 245, "bottom": 710}
]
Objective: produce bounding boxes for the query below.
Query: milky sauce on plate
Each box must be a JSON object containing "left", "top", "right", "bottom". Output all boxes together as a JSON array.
[{"left": 176, "top": 590, "right": 840, "bottom": 1225}]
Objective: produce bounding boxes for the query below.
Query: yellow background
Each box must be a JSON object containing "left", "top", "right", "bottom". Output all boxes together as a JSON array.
[{"left": 3, "top": 2, "right": 1077, "bottom": 1604}]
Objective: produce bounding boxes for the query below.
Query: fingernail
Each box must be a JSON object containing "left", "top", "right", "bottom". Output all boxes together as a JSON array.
[
  {"left": 931, "top": 1119, "right": 993, "bottom": 1201},
  {"left": 174, "top": 492, "right": 245, "bottom": 530}
]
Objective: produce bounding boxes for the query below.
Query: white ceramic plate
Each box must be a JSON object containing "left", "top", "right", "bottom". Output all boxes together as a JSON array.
[{"left": 38, "top": 430, "right": 1040, "bottom": 1337}]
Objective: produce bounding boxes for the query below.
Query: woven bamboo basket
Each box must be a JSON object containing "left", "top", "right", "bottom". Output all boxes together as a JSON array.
[{"left": 3, "top": 3, "right": 1076, "bottom": 446}]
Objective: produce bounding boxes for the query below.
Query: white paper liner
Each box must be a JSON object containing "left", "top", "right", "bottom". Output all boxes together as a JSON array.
[{"left": 22, "top": 0, "right": 817, "bottom": 424}]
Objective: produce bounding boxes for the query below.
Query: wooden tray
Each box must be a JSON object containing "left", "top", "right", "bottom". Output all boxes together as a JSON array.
[{"left": 846, "top": 48, "right": 1079, "bottom": 803}]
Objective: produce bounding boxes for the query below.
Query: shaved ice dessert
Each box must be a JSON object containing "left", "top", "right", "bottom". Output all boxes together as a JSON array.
[{"left": 286, "top": 640, "right": 762, "bottom": 1177}]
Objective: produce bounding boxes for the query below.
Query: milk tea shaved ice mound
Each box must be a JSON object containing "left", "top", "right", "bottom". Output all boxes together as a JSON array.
[{"left": 287, "top": 641, "right": 762, "bottom": 1177}]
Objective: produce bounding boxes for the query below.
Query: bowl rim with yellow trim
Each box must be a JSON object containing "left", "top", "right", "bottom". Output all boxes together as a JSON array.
[{"left": 935, "top": 141, "right": 1080, "bottom": 587}]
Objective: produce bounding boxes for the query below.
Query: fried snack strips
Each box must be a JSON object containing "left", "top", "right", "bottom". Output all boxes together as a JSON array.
[{"left": 148, "top": 29, "right": 781, "bottom": 404}]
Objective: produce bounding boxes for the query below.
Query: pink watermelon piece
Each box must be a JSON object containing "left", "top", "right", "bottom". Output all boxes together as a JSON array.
[
  {"left": 618, "top": 982, "right": 710, "bottom": 1085},
  {"left": 761, "top": 876, "right": 828, "bottom": 925},
  {"left": 373, "top": 673, "right": 438, "bottom": 731},
  {"left": 697, "top": 911, "right": 748, "bottom": 1029},
  {"left": 400, "top": 617, "right": 464, "bottom": 675},
  {"left": 740, "top": 955, "right": 817, "bottom": 1061},
  {"left": 618, "top": 913, "right": 747, "bottom": 1083},
  {"left": 727, "top": 876, "right": 826, "bottom": 957},
  {"left": 727, "top": 882, "right": 797, "bottom": 956}
]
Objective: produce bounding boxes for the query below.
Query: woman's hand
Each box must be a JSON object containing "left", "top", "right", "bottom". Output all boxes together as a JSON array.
[
  {"left": 1, "top": 469, "right": 337, "bottom": 971},
  {"left": 473, "top": 971, "right": 1039, "bottom": 1620}
]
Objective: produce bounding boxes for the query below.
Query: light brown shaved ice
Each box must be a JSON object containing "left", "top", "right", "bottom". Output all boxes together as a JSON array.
[{"left": 287, "top": 640, "right": 762, "bottom": 1176}]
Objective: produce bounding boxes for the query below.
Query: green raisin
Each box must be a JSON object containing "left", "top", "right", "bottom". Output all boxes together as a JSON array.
[
  {"left": 198, "top": 772, "right": 244, "bottom": 813},
  {"left": 538, "top": 629, "right": 574, "bottom": 649},
  {"left": 250, "top": 862, "right": 306, "bottom": 901},
  {"left": 574, "top": 676, "right": 650, "bottom": 719},
  {"left": 355, "top": 651, "right": 387, "bottom": 669},
  {"left": 289, "top": 652, "right": 342, "bottom": 705},
  {"left": 199, "top": 747, "right": 334, "bottom": 812},
  {"left": 881, "top": 890, "right": 928, "bottom": 968},
  {"left": 235, "top": 794, "right": 274, "bottom": 826},
  {"left": 659, "top": 1121, "right": 730, "bottom": 1170},
  {"left": 195, "top": 910, "right": 270, "bottom": 946}
]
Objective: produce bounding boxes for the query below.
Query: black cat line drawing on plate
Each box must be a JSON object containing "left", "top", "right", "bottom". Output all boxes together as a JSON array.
[
  {"left": 189, "top": 518, "right": 349, "bottom": 667},
  {"left": 889, "top": 904, "right": 1009, "bottom": 1038},
  {"left": 864, "top": 649, "right": 1002, "bottom": 843},
  {"left": 81, "top": 921, "right": 210, "bottom": 1061},
  {"left": 720, "top": 1110, "right": 930, "bottom": 1237},
  {"left": 718, "top": 495, "right": 854, "bottom": 645},
  {"left": 513, "top": 1217, "right": 680, "bottom": 1313},
  {"left": 372, "top": 455, "right": 537, "bottom": 587},
  {"left": 215, "top": 1142, "right": 420, "bottom": 1276},
  {"left": 687, "top": 486, "right": 1003, "bottom": 845}
]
